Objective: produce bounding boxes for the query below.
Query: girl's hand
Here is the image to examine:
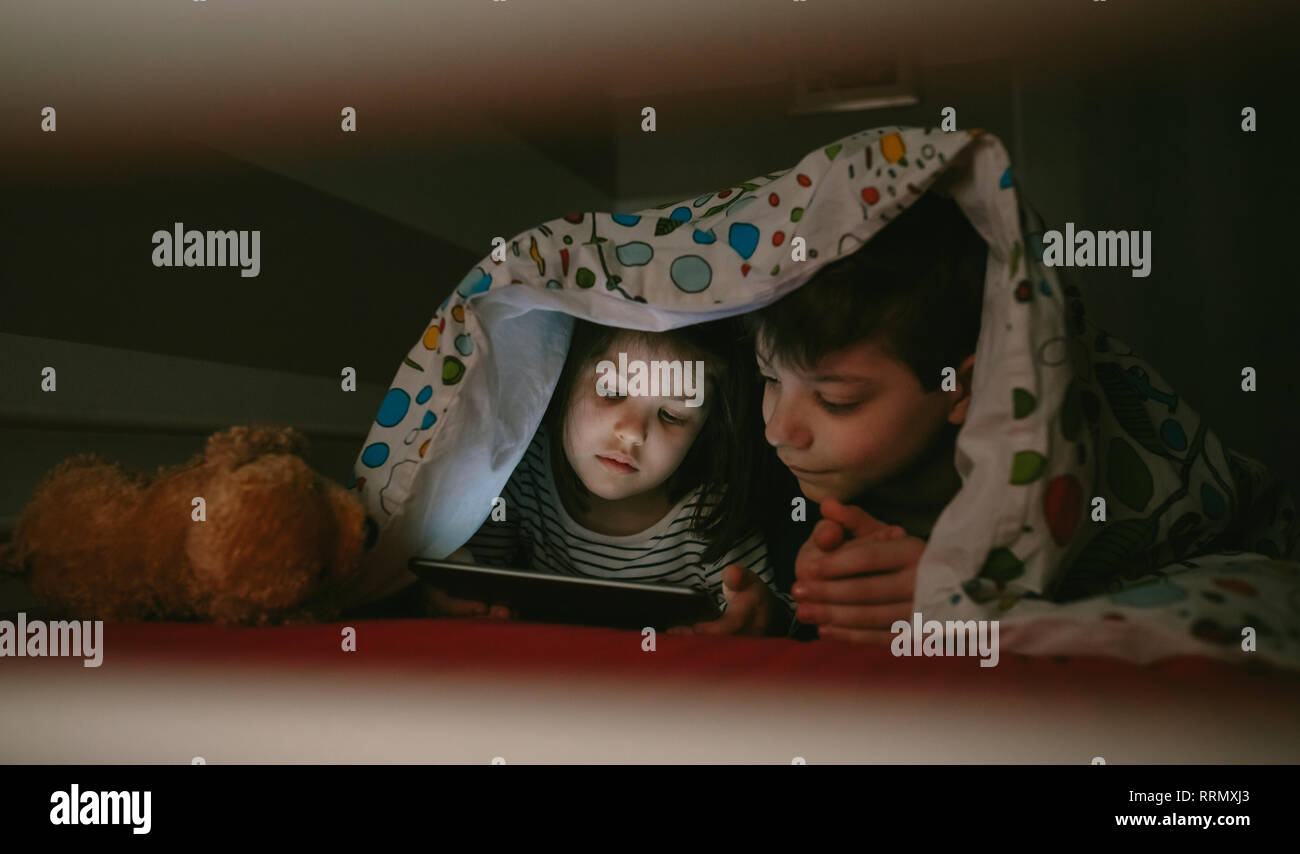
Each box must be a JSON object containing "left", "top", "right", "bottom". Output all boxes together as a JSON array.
[
  {"left": 422, "top": 547, "right": 514, "bottom": 619},
  {"left": 677, "top": 564, "right": 778, "bottom": 637},
  {"left": 422, "top": 585, "right": 513, "bottom": 620}
]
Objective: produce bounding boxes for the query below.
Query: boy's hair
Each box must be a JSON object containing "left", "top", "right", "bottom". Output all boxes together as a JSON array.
[
  {"left": 746, "top": 192, "right": 987, "bottom": 392},
  {"left": 543, "top": 317, "right": 762, "bottom": 564}
]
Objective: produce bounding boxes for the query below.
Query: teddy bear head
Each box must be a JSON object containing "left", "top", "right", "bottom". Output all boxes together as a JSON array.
[
  {"left": 7, "top": 424, "right": 375, "bottom": 624},
  {"left": 184, "top": 425, "right": 375, "bottom": 623}
]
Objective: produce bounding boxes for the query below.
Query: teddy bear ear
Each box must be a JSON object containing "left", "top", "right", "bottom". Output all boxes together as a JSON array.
[
  {"left": 205, "top": 424, "right": 308, "bottom": 469},
  {"left": 324, "top": 483, "right": 370, "bottom": 578}
]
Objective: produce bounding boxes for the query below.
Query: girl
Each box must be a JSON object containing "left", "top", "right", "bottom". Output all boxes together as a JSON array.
[{"left": 441, "top": 316, "right": 788, "bottom": 628}]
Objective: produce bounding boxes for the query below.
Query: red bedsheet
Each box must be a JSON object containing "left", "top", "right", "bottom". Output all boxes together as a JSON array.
[
  {"left": 96, "top": 617, "right": 1300, "bottom": 690},
  {"left": 7, "top": 619, "right": 1299, "bottom": 763}
]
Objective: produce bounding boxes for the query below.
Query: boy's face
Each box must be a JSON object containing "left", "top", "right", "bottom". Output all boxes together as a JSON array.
[
  {"left": 563, "top": 339, "right": 710, "bottom": 503},
  {"left": 757, "top": 335, "right": 967, "bottom": 504}
]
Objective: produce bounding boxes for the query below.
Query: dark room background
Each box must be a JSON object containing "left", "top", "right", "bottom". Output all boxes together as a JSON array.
[{"left": 2, "top": 0, "right": 1296, "bottom": 571}]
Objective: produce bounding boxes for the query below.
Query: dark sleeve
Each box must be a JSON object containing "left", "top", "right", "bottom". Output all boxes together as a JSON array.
[{"left": 755, "top": 450, "right": 821, "bottom": 640}]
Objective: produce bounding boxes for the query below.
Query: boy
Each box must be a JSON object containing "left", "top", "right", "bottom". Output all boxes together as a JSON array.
[{"left": 687, "top": 191, "right": 987, "bottom": 641}]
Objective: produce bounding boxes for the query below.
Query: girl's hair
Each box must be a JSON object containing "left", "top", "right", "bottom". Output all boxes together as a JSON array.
[{"left": 542, "top": 316, "right": 762, "bottom": 564}]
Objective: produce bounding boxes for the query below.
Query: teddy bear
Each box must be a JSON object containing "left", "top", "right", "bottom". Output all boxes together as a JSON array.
[{"left": 1, "top": 425, "right": 376, "bottom": 625}]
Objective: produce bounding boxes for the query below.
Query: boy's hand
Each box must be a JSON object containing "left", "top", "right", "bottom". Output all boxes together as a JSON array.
[
  {"left": 792, "top": 499, "right": 924, "bottom": 644},
  {"left": 668, "top": 564, "right": 777, "bottom": 637},
  {"left": 793, "top": 503, "right": 905, "bottom": 586}
]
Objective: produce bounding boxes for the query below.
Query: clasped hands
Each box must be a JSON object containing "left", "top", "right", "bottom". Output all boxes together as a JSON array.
[{"left": 789, "top": 499, "right": 925, "bottom": 643}]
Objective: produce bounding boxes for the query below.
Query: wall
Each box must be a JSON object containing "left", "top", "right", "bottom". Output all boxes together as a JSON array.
[{"left": 614, "top": 56, "right": 1300, "bottom": 490}]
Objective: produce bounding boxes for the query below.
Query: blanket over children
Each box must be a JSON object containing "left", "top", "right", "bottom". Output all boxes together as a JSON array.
[{"left": 346, "top": 125, "right": 1300, "bottom": 670}]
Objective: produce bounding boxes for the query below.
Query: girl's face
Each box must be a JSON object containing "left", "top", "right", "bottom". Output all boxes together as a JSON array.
[{"left": 562, "top": 337, "right": 711, "bottom": 503}]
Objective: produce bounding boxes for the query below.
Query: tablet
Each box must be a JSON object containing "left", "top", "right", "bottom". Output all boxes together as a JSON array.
[{"left": 408, "top": 558, "right": 721, "bottom": 630}]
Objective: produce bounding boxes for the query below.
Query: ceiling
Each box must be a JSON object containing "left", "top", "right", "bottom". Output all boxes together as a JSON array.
[{"left": 1, "top": 0, "right": 1291, "bottom": 256}]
